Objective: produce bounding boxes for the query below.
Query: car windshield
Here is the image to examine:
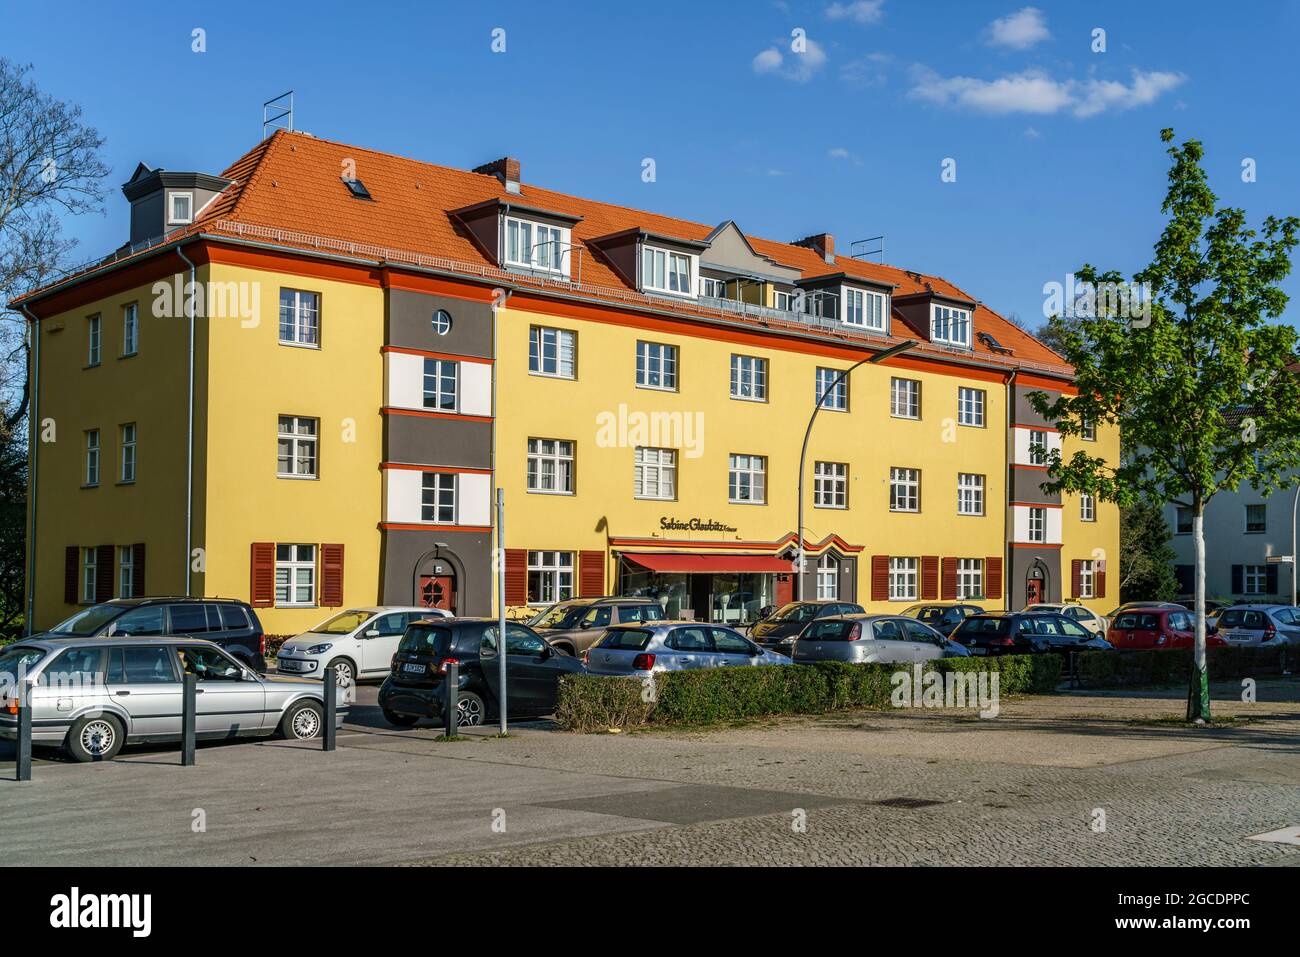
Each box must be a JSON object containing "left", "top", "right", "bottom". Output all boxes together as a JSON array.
[
  {"left": 769, "top": 603, "right": 819, "bottom": 623},
  {"left": 310, "top": 610, "right": 373, "bottom": 634},
  {"left": 47, "top": 604, "right": 126, "bottom": 636},
  {"left": 594, "top": 628, "right": 654, "bottom": 651},
  {"left": 0, "top": 645, "right": 48, "bottom": 683},
  {"left": 397, "top": 625, "right": 454, "bottom": 655},
  {"left": 1219, "top": 610, "right": 1264, "bottom": 628},
  {"left": 901, "top": 605, "right": 944, "bottom": 622},
  {"left": 1114, "top": 613, "right": 1159, "bottom": 629},
  {"left": 530, "top": 602, "right": 587, "bottom": 630},
  {"left": 959, "top": 618, "right": 1010, "bottom": 636}
]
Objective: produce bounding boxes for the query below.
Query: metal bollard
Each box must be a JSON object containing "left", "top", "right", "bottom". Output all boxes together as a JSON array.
[
  {"left": 444, "top": 660, "right": 459, "bottom": 738},
  {"left": 181, "top": 673, "right": 197, "bottom": 766},
  {"left": 323, "top": 669, "right": 336, "bottom": 752},
  {"left": 16, "top": 682, "right": 32, "bottom": 782}
]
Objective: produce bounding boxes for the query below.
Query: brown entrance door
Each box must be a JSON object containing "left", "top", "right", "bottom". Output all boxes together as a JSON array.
[
  {"left": 420, "top": 575, "right": 457, "bottom": 613},
  {"left": 1025, "top": 576, "right": 1043, "bottom": 606}
]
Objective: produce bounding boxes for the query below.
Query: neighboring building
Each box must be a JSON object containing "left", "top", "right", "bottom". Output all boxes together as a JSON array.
[
  {"left": 1165, "top": 481, "right": 1299, "bottom": 603},
  {"left": 15, "top": 131, "right": 1119, "bottom": 635}
]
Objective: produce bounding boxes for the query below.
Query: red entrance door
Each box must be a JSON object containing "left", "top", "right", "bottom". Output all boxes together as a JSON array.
[
  {"left": 1025, "top": 576, "right": 1043, "bottom": 606},
  {"left": 420, "top": 575, "right": 457, "bottom": 612}
]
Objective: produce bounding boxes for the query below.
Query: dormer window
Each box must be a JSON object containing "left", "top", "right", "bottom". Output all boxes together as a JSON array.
[
  {"left": 642, "top": 246, "right": 695, "bottom": 297},
  {"left": 773, "top": 289, "right": 794, "bottom": 312},
  {"left": 168, "top": 192, "right": 193, "bottom": 225},
  {"left": 932, "top": 304, "right": 972, "bottom": 348},
  {"left": 505, "top": 216, "right": 569, "bottom": 275},
  {"left": 700, "top": 276, "right": 729, "bottom": 298},
  {"left": 842, "top": 286, "right": 888, "bottom": 331}
]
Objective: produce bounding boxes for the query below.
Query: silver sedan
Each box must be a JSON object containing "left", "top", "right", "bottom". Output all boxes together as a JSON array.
[
  {"left": 793, "top": 614, "right": 960, "bottom": 664},
  {"left": 583, "top": 621, "right": 791, "bottom": 675}
]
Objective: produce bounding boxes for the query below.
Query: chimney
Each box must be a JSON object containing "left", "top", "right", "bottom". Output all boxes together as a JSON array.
[
  {"left": 793, "top": 232, "right": 835, "bottom": 264},
  {"left": 473, "top": 156, "right": 521, "bottom": 194}
]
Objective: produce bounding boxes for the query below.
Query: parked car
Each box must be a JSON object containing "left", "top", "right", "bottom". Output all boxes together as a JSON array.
[
  {"left": 1105, "top": 601, "right": 1184, "bottom": 619},
  {"left": 379, "top": 618, "right": 583, "bottom": 727},
  {"left": 1107, "top": 607, "right": 1227, "bottom": 650},
  {"left": 276, "top": 606, "right": 449, "bottom": 684},
  {"left": 1023, "top": 602, "right": 1108, "bottom": 635},
  {"left": 583, "top": 621, "right": 790, "bottom": 675},
  {"left": 749, "top": 600, "right": 866, "bottom": 654},
  {"left": 42, "top": 597, "right": 267, "bottom": 673},
  {"left": 0, "top": 637, "right": 345, "bottom": 761},
  {"left": 528, "top": 597, "right": 666, "bottom": 656},
  {"left": 899, "top": 603, "right": 985, "bottom": 637},
  {"left": 792, "top": 614, "right": 963, "bottom": 664},
  {"left": 952, "top": 612, "right": 1113, "bottom": 656},
  {"left": 1176, "top": 598, "right": 1229, "bottom": 633},
  {"left": 1214, "top": 605, "right": 1300, "bottom": 650}
]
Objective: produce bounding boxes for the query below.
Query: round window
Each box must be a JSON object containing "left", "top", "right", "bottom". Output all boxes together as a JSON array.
[{"left": 432, "top": 309, "right": 453, "bottom": 335}]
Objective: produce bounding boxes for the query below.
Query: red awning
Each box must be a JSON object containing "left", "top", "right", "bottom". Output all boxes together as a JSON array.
[{"left": 621, "top": 552, "right": 791, "bottom": 574}]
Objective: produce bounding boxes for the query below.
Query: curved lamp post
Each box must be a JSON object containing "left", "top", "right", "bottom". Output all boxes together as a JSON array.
[{"left": 794, "top": 339, "right": 919, "bottom": 600}]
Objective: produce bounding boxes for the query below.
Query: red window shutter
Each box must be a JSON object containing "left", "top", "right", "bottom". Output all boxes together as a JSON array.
[
  {"left": 985, "top": 556, "right": 1003, "bottom": 599},
  {"left": 132, "top": 543, "right": 146, "bottom": 596},
  {"left": 579, "top": 550, "right": 605, "bottom": 597},
  {"left": 320, "top": 544, "right": 345, "bottom": 607},
  {"left": 940, "top": 558, "right": 958, "bottom": 601},
  {"left": 1096, "top": 567, "right": 1107, "bottom": 599},
  {"left": 870, "top": 555, "right": 889, "bottom": 602},
  {"left": 505, "top": 549, "right": 528, "bottom": 605},
  {"left": 1070, "top": 559, "right": 1083, "bottom": 600},
  {"left": 64, "top": 546, "right": 79, "bottom": 604},
  {"left": 250, "top": 542, "right": 276, "bottom": 607},
  {"left": 921, "top": 556, "right": 939, "bottom": 600},
  {"left": 95, "top": 545, "right": 113, "bottom": 603}
]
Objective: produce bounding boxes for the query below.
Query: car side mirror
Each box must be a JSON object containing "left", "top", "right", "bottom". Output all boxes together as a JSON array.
[
  {"left": 539, "top": 644, "right": 552, "bottom": 659},
  {"left": 365, "top": 629, "right": 380, "bottom": 638}
]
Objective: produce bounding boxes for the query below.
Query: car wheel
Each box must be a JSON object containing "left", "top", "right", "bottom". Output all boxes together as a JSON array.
[
  {"left": 65, "top": 714, "right": 125, "bottom": 762},
  {"left": 382, "top": 708, "right": 418, "bottom": 728},
  {"left": 325, "top": 657, "right": 356, "bottom": 686},
  {"left": 553, "top": 642, "right": 575, "bottom": 657},
  {"left": 449, "top": 690, "right": 485, "bottom": 727},
  {"left": 279, "top": 700, "right": 325, "bottom": 740}
]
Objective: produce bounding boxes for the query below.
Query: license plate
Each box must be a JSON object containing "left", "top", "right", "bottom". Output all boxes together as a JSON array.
[
  {"left": 971, "top": 647, "right": 986, "bottom": 655},
  {"left": 402, "top": 662, "right": 427, "bottom": 674},
  {"left": 279, "top": 660, "right": 299, "bottom": 670}
]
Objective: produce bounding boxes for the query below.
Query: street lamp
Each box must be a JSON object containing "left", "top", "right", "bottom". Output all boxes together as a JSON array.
[{"left": 794, "top": 339, "right": 919, "bottom": 600}]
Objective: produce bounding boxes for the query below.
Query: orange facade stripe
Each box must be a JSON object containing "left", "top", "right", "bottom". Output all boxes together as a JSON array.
[
  {"left": 379, "top": 523, "right": 492, "bottom": 533},
  {"left": 381, "top": 406, "right": 493, "bottom": 423},
  {"left": 381, "top": 345, "right": 493, "bottom": 364},
  {"left": 1011, "top": 542, "right": 1063, "bottom": 550},
  {"left": 381, "top": 462, "right": 493, "bottom": 475}
]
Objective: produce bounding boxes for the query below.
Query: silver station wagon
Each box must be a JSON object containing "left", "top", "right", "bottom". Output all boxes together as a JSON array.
[
  {"left": 0, "top": 637, "right": 346, "bottom": 761},
  {"left": 792, "top": 614, "right": 963, "bottom": 664},
  {"left": 583, "top": 621, "right": 791, "bottom": 675}
]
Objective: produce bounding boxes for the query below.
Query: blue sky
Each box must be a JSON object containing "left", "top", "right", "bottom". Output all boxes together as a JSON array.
[{"left": 5, "top": 0, "right": 1300, "bottom": 327}]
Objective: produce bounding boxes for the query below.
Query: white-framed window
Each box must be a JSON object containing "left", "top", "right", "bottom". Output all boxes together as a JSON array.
[
  {"left": 168, "top": 191, "right": 193, "bottom": 225},
  {"left": 85, "top": 430, "right": 100, "bottom": 486},
  {"left": 957, "top": 558, "right": 984, "bottom": 599},
  {"left": 87, "top": 314, "right": 101, "bottom": 365},
  {"left": 118, "top": 545, "right": 134, "bottom": 598},
  {"left": 1079, "top": 559, "right": 1096, "bottom": 599},
  {"left": 1080, "top": 493, "right": 1097, "bottom": 523},
  {"left": 889, "top": 557, "right": 918, "bottom": 601},
  {"left": 1081, "top": 418, "right": 1096, "bottom": 441},
  {"left": 814, "top": 461, "right": 848, "bottom": 508},
  {"left": 423, "top": 358, "right": 458, "bottom": 412},
  {"left": 642, "top": 246, "right": 694, "bottom": 296},
  {"left": 279, "top": 289, "right": 320, "bottom": 346},
  {"left": 275, "top": 544, "right": 316, "bottom": 606},
  {"left": 773, "top": 289, "right": 794, "bottom": 312},
  {"left": 122, "top": 303, "right": 138, "bottom": 356},
  {"left": 1245, "top": 504, "right": 1266, "bottom": 533},
  {"left": 1243, "top": 564, "right": 1268, "bottom": 596},
  {"left": 277, "top": 416, "right": 319, "bottom": 478},
  {"left": 636, "top": 341, "right": 678, "bottom": 390},
  {"left": 527, "top": 438, "right": 575, "bottom": 494},
  {"left": 730, "top": 354, "right": 768, "bottom": 401},
  {"left": 634, "top": 447, "right": 676, "bottom": 500},
  {"left": 842, "top": 286, "right": 887, "bottom": 330},
  {"left": 816, "top": 554, "right": 839, "bottom": 600},
  {"left": 816, "top": 367, "right": 848, "bottom": 411},
  {"left": 1028, "top": 506, "right": 1047, "bottom": 543},
  {"left": 957, "top": 473, "right": 984, "bottom": 516},
  {"left": 505, "top": 217, "right": 568, "bottom": 274},
  {"left": 529, "top": 325, "right": 576, "bottom": 379},
  {"left": 958, "top": 387, "right": 985, "bottom": 427},
  {"left": 700, "top": 276, "right": 728, "bottom": 298},
  {"left": 728, "top": 454, "right": 766, "bottom": 504},
  {"left": 119, "top": 423, "right": 136, "bottom": 483},
  {"left": 889, "top": 467, "right": 920, "bottom": 512},
  {"left": 890, "top": 377, "right": 920, "bottom": 419},
  {"left": 528, "top": 550, "right": 574, "bottom": 605},
  {"left": 931, "top": 304, "right": 971, "bottom": 348},
  {"left": 421, "top": 472, "right": 457, "bottom": 523},
  {"left": 82, "top": 547, "right": 97, "bottom": 603},
  {"left": 1028, "top": 429, "right": 1048, "bottom": 465}
]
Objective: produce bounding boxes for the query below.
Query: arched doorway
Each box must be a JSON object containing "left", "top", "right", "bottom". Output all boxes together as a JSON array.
[
  {"left": 411, "top": 548, "right": 464, "bottom": 614},
  {"left": 1025, "top": 562, "right": 1048, "bottom": 606}
]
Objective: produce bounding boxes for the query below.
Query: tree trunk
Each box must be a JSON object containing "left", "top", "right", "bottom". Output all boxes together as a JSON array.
[{"left": 1186, "top": 497, "right": 1212, "bottom": 722}]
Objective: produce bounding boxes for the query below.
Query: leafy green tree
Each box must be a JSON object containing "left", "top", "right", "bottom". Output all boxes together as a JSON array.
[
  {"left": 1031, "top": 129, "right": 1300, "bottom": 723},
  {"left": 1119, "top": 499, "right": 1179, "bottom": 604}
]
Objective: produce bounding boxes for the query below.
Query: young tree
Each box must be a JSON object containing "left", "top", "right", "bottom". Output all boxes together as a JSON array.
[
  {"left": 1031, "top": 129, "right": 1300, "bottom": 723},
  {"left": 1118, "top": 499, "right": 1179, "bottom": 604}
]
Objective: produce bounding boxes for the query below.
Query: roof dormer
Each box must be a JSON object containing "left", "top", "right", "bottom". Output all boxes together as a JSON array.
[
  {"left": 588, "top": 228, "right": 708, "bottom": 299},
  {"left": 796, "top": 272, "right": 896, "bottom": 332},
  {"left": 120, "top": 163, "right": 232, "bottom": 247},
  {"left": 450, "top": 198, "right": 582, "bottom": 279},
  {"left": 893, "top": 291, "right": 978, "bottom": 349}
]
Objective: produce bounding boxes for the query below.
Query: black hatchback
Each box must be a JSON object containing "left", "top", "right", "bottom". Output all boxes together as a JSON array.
[
  {"left": 951, "top": 611, "right": 1112, "bottom": 657},
  {"left": 378, "top": 618, "right": 585, "bottom": 727},
  {"left": 749, "top": 600, "right": 866, "bottom": 654}
]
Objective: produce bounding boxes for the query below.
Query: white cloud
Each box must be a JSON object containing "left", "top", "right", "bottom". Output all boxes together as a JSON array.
[
  {"left": 753, "top": 47, "right": 785, "bottom": 74},
  {"left": 825, "top": 0, "right": 885, "bottom": 24},
  {"left": 828, "top": 147, "right": 851, "bottom": 159},
  {"left": 840, "top": 51, "right": 891, "bottom": 87},
  {"left": 986, "top": 7, "right": 1050, "bottom": 50},
  {"left": 1023, "top": 126, "right": 1041, "bottom": 139},
  {"left": 753, "top": 38, "right": 828, "bottom": 82},
  {"left": 909, "top": 66, "right": 1185, "bottom": 118}
]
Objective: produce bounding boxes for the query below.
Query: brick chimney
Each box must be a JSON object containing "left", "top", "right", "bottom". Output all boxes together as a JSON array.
[
  {"left": 473, "top": 156, "right": 521, "bottom": 194},
  {"left": 793, "top": 232, "right": 835, "bottom": 264}
]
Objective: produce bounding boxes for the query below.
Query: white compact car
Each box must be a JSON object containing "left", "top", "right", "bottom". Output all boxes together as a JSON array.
[
  {"left": 276, "top": 606, "right": 452, "bottom": 684},
  {"left": 1024, "top": 602, "right": 1109, "bottom": 636}
]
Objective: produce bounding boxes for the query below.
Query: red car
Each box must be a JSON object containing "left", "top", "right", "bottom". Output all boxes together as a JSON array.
[{"left": 1107, "top": 608, "right": 1227, "bottom": 650}]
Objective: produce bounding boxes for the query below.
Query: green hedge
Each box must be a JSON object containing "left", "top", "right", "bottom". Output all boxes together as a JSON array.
[
  {"left": 555, "top": 654, "right": 1062, "bottom": 732},
  {"left": 1074, "top": 645, "right": 1288, "bottom": 688}
]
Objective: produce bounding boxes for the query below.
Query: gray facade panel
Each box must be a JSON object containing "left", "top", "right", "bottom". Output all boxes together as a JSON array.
[
  {"left": 1013, "top": 386, "right": 1060, "bottom": 427},
  {"left": 386, "top": 288, "right": 493, "bottom": 357},
  {"left": 380, "top": 528, "right": 493, "bottom": 615},
  {"left": 385, "top": 414, "right": 491, "bottom": 469},
  {"left": 1009, "top": 466, "right": 1060, "bottom": 505},
  {"left": 1008, "top": 549, "right": 1062, "bottom": 608},
  {"left": 798, "top": 552, "right": 858, "bottom": 604}
]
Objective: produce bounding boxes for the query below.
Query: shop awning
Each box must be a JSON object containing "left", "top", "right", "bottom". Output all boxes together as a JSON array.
[{"left": 621, "top": 552, "right": 791, "bottom": 573}]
